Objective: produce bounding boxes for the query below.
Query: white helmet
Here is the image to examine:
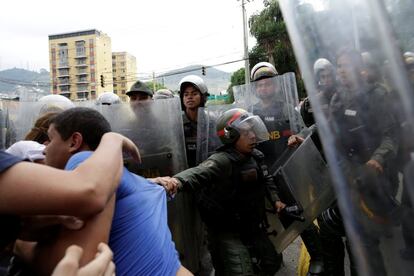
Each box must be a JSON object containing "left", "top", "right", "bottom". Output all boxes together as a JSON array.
[
  {"left": 179, "top": 75, "right": 208, "bottom": 95},
  {"left": 154, "top": 89, "right": 174, "bottom": 100},
  {"left": 250, "top": 62, "right": 278, "bottom": 82},
  {"left": 313, "top": 58, "right": 334, "bottom": 77},
  {"left": 96, "top": 92, "right": 121, "bottom": 105},
  {"left": 38, "top": 94, "right": 75, "bottom": 114}
]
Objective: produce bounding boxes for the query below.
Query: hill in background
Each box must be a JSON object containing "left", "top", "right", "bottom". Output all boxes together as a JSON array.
[
  {"left": 0, "top": 65, "right": 232, "bottom": 97},
  {"left": 158, "top": 65, "right": 231, "bottom": 95}
]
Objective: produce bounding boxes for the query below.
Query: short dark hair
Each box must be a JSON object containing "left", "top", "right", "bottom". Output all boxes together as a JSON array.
[{"left": 50, "top": 107, "right": 111, "bottom": 150}]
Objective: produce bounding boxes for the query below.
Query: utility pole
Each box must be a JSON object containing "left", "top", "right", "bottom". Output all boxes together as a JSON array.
[{"left": 240, "top": 0, "right": 251, "bottom": 85}]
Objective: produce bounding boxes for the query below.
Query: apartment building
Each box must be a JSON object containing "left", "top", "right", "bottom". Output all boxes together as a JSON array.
[
  {"left": 112, "top": 52, "right": 137, "bottom": 101},
  {"left": 48, "top": 29, "right": 113, "bottom": 100}
]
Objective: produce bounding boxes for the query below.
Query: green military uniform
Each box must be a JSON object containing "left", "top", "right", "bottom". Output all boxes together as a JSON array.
[{"left": 174, "top": 145, "right": 282, "bottom": 276}]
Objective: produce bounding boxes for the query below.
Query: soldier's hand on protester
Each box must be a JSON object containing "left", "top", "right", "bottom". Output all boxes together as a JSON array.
[
  {"left": 275, "top": 200, "right": 286, "bottom": 213},
  {"left": 103, "top": 132, "right": 141, "bottom": 163},
  {"left": 18, "top": 215, "right": 84, "bottom": 241},
  {"left": 287, "top": 135, "right": 304, "bottom": 148},
  {"left": 149, "top": 177, "right": 179, "bottom": 195},
  {"left": 366, "top": 159, "right": 383, "bottom": 174},
  {"left": 52, "top": 243, "right": 115, "bottom": 276}
]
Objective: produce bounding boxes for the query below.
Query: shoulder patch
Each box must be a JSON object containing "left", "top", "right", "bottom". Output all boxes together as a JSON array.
[{"left": 201, "top": 159, "right": 217, "bottom": 168}]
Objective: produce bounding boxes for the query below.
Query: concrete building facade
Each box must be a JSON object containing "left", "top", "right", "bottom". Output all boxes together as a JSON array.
[
  {"left": 49, "top": 29, "right": 113, "bottom": 101},
  {"left": 112, "top": 52, "right": 137, "bottom": 101}
]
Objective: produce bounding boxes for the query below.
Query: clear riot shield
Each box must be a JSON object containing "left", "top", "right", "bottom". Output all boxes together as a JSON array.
[
  {"left": 11, "top": 99, "right": 74, "bottom": 142},
  {"left": 233, "top": 73, "right": 306, "bottom": 170},
  {"left": 100, "top": 98, "right": 187, "bottom": 177},
  {"left": 266, "top": 136, "right": 334, "bottom": 253},
  {"left": 97, "top": 98, "right": 201, "bottom": 272},
  {"left": 233, "top": 74, "right": 330, "bottom": 252},
  {"left": 279, "top": 0, "right": 414, "bottom": 275}
]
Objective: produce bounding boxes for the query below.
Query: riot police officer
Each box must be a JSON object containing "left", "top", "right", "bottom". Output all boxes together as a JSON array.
[
  {"left": 250, "top": 62, "right": 325, "bottom": 276},
  {"left": 178, "top": 75, "right": 209, "bottom": 167},
  {"left": 163, "top": 108, "right": 284, "bottom": 275}
]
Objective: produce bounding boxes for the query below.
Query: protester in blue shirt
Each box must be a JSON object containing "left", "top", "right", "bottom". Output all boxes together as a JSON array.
[{"left": 17, "top": 107, "right": 191, "bottom": 276}]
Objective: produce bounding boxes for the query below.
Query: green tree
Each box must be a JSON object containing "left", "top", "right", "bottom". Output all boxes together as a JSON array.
[
  {"left": 248, "top": 0, "right": 306, "bottom": 98},
  {"left": 226, "top": 68, "right": 245, "bottom": 103}
]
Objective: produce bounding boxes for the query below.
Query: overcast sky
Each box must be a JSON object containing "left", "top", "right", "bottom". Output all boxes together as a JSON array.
[{"left": 0, "top": 0, "right": 265, "bottom": 77}]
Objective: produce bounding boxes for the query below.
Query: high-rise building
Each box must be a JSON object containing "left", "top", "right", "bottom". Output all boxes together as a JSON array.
[
  {"left": 112, "top": 52, "right": 137, "bottom": 101},
  {"left": 48, "top": 29, "right": 113, "bottom": 100}
]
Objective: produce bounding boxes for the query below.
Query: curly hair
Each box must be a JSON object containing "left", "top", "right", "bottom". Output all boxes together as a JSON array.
[{"left": 25, "top": 112, "right": 58, "bottom": 144}]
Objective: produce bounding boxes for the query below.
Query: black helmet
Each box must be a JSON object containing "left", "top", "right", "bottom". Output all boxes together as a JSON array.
[{"left": 126, "top": 80, "right": 153, "bottom": 97}]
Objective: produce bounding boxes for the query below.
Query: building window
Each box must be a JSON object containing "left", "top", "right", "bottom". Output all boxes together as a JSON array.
[
  {"left": 76, "top": 41, "right": 86, "bottom": 57},
  {"left": 122, "top": 90, "right": 126, "bottom": 94},
  {"left": 121, "top": 77, "right": 125, "bottom": 80},
  {"left": 112, "top": 55, "right": 116, "bottom": 59},
  {"left": 121, "top": 83, "right": 125, "bottom": 87},
  {"left": 58, "top": 43, "right": 68, "bottom": 66},
  {"left": 112, "top": 69, "right": 116, "bottom": 73},
  {"left": 91, "top": 91, "right": 96, "bottom": 96},
  {"left": 113, "top": 83, "right": 117, "bottom": 87},
  {"left": 114, "top": 90, "right": 118, "bottom": 94},
  {"left": 120, "top": 62, "right": 125, "bottom": 66}
]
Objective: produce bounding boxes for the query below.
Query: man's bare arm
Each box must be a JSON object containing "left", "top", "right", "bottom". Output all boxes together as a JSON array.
[
  {"left": 0, "top": 132, "right": 138, "bottom": 217},
  {"left": 30, "top": 196, "right": 116, "bottom": 276}
]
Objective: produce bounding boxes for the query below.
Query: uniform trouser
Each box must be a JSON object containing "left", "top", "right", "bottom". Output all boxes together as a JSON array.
[
  {"left": 318, "top": 209, "right": 358, "bottom": 276},
  {"left": 206, "top": 227, "right": 282, "bottom": 276}
]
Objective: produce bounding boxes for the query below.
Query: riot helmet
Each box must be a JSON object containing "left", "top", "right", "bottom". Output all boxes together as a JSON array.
[
  {"left": 179, "top": 75, "right": 209, "bottom": 109},
  {"left": 96, "top": 92, "right": 121, "bottom": 105},
  {"left": 216, "top": 108, "right": 269, "bottom": 145},
  {"left": 251, "top": 62, "right": 278, "bottom": 82},
  {"left": 154, "top": 89, "right": 174, "bottom": 100},
  {"left": 313, "top": 58, "right": 336, "bottom": 89},
  {"left": 38, "top": 94, "right": 75, "bottom": 115},
  {"left": 126, "top": 80, "right": 153, "bottom": 97}
]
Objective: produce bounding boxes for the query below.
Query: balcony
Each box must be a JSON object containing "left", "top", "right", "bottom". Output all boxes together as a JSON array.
[
  {"left": 58, "top": 82, "right": 70, "bottom": 86},
  {"left": 75, "top": 63, "right": 88, "bottom": 68},
  {"left": 59, "top": 92, "right": 71, "bottom": 99},
  {"left": 58, "top": 74, "right": 70, "bottom": 78},
  {"left": 76, "top": 70, "right": 88, "bottom": 76},
  {"left": 57, "top": 63, "right": 69, "bottom": 69},
  {"left": 76, "top": 79, "right": 89, "bottom": 84}
]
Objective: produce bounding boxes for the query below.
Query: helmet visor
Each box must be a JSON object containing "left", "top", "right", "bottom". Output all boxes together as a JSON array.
[{"left": 232, "top": 115, "right": 269, "bottom": 144}]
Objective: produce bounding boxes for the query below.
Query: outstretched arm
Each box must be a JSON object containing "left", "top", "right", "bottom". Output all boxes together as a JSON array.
[{"left": 0, "top": 132, "right": 139, "bottom": 217}]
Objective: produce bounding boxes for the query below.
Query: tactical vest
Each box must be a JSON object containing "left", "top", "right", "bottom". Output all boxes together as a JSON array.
[
  {"left": 197, "top": 148, "right": 268, "bottom": 232},
  {"left": 253, "top": 102, "right": 292, "bottom": 168},
  {"left": 330, "top": 86, "right": 384, "bottom": 163},
  {"left": 182, "top": 112, "right": 198, "bottom": 168}
]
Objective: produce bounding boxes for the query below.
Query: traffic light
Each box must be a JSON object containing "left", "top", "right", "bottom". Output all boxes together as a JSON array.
[
  {"left": 100, "top": 75, "right": 105, "bottom": 87},
  {"left": 202, "top": 66, "right": 206, "bottom": 76}
]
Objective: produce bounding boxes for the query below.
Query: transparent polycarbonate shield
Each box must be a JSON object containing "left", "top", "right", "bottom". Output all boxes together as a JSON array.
[
  {"left": 234, "top": 73, "right": 303, "bottom": 134},
  {"left": 96, "top": 98, "right": 201, "bottom": 271},
  {"left": 233, "top": 73, "right": 307, "bottom": 172},
  {"left": 100, "top": 98, "right": 187, "bottom": 177},
  {"left": 266, "top": 136, "right": 335, "bottom": 253},
  {"left": 10, "top": 99, "right": 74, "bottom": 142},
  {"left": 280, "top": 0, "right": 414, "bottom": 275},
  {"left": 196, "top": 103, "right": 241, "bottom": 163}
]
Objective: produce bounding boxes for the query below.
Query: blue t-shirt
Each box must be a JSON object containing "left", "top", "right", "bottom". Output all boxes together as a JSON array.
[
  {"left": 65, "top": 152, "right": 181, "bottom": 276},
  {"left": 0, "top": 151, "right": 22, "bottom": 173}
]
